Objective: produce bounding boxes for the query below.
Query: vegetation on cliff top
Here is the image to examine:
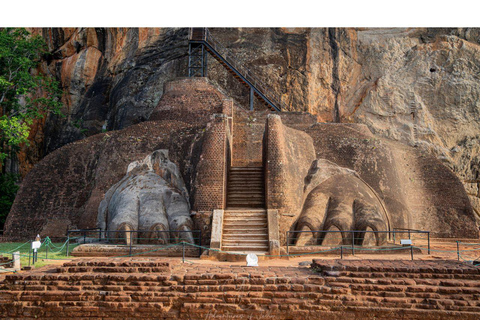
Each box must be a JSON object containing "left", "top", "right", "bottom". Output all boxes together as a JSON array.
[{"left": 0, "top": 28, "right": 63, "bottom": 228}]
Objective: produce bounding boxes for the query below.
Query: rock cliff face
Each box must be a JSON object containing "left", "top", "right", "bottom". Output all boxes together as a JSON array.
[
  {"left": 6, "top": 78, "right": 476, "bottom": 240},
  {"left": 14, "top": 27, "right": 480, "bottom": 219}
]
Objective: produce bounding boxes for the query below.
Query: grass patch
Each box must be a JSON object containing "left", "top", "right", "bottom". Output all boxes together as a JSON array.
[{"left": 0, "top": 241, "right": 79, "bottom": 268}]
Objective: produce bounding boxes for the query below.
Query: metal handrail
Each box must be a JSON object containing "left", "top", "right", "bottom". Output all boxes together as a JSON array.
[
  {"left": 66, "top": 229, "right": 203, "bottom": 257},
  {"left": 199, "top": 28, "right": 288, "bottom": 111},
  {"left": 286, "top": 229, "right": 431, "bottom": 255}
]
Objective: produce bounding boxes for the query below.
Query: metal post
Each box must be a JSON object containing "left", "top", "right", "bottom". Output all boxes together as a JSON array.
[
  {"left": 250, "top": 87, "right": 254, "bottom": 111},
  {"left": 182, "top": 242, "right": 185, "bottom": 263},
  {"left": 457, "top": 241, "right": 460, "bottom": 261},
  {"left": 83, "top": 232, "right": 86, "bottom": 244},
  {"left": 410, "top": 245, "right": 414, "bottom": 260},
  {"left": 340, "top": 246, "right": 343, "bottom": 259},
  {"left": 201, "top": 45, "right": 205, "bottom": 77},
  {"left": 46, "top": 246, "right": 48, "bottom": 260},
  {"left": 129, "top": 230, "right": 133, "bottom": 256},
  {"left": 99, "top": 229, "right": 102, "bottom": 242},
  {"left": 351, "top": 232, "right": 355, "bottom": 256},
  {"left": 188, "top": 43, "right": 192, "bottom": 77},
  {"left": 199, "top": 231, "right": 202, "bottom": 257},
  {"left": 28, "top": 250, "right": 31, "bottom": 266},
  {"left": 66, "top": 234, "right": 70, "bottom": 257},
  {"left": 203, "top": 45, "right": 207, "bottom": 77},
  {"left": 286, "top": 232, "right": 290, "bottom": 255},
  {"left": 408, "top": 230, "right": 411, "bottom": 239},
  {"left": 427, "top": 232, "right": 430, "bottom": 255},
  {"left": 393, "top": 231, "right": 396, "bottom": 244}
]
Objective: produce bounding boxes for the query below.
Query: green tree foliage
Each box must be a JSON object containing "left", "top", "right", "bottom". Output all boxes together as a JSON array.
[
  {"left": 0, "top": 28, "right": 63, "bottom": 161},
  {"left": 0, "top": 173, "right": 19, "bottom": 228},
  {"left": 0, "top": 28, "right": 64, "bottom": 228}
]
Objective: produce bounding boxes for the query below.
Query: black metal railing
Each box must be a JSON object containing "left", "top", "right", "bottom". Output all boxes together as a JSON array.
[
  {"left": 189, "top": 27, "right": 287, "bottom": 112},
  {"left": 287, "top": 229, "right": 430, "bottom": 255},
  {"left": 66, "top": 229, "right": 202, "bottom": 257}
]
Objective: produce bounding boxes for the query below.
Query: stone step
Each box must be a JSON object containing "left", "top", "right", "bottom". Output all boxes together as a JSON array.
[
  {"left": 223, "top": 220, "right": 267, "bottom": 226},
  {"left": 223, "top": 217, "right": 267, "bottom": 222},
  {"left": 226, "top": 205, "right": 266, "bottom": 209},
  {"left": 223, "top": 234, "right": 268, "bottom": 240},
  {"left": 62, "top": 261, "right": 170, "bottom": 267},
  {"left": 226, "top": 200, "right": 265, "bottom": 204},
  {"left": 224, "top": 210, "right": 267, "bottom": 214},
  {"left": 227, "top": 184, "right": 264, "bottom": 188},
  {"left": 324, "top": 271, "right": 480, "bottom": 280},
  {"left": 230, "top": 167, "right": 263, "bottom": 171},
  {"left": 222, "top": 240, "right": 269, "bottom": 245},
  {"left": 229, "top": 171, "right": 263, "bottom": 174},
  {"left": 227, "top": 187, "right": 264, "bottom": 190},
  {"left": 227, "top": 183, "right": 264, "bottom": 187},
  {"left": 227, "top": 192, "right": 265, "bottom": 201},
  {"left": 55, "top": 266, "right": 171, "bottom": 274},
  {"left": 223, "top": 212, "right": 267, "bottom": 219},
  {"left": 229, "top": 172, "right": 263, "bottom": 174},
  {"left": 223, "top": 222, "right": 267, "bottom": 227},
  {"left": 228, "top": 176, "right": 263, "bottom": 179},
  {"left": 226, "top": 205, "right": 265, "bottom": 209},
  {"left": 227, "top": 192, "right": 264, "bottom": 196},
  {"left": 223, "top": 228, "right": 268, "bottom": 234},
  {"left": 226, "top": 198, "right": 264, "bottom": 203},
  {"left": 226, "top": 190, "right": 265, "bottom": 194},
  {"left": 228, "top": 171, "right": 264, "bottom": 175},
  {"left": 221, "top": 245, "right": 269, "bottom": 252},
  {"left": 227, "top": 188, "right": 264, "bottom": 192},
  {"left": 224, "top": 209, "right": 266, "bottom": 214}
]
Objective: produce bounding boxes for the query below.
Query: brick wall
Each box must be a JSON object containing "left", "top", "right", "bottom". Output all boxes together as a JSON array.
[
  {"left": 231, "top": 108, "right": 267, "bottom": 167},
  {"left": 149, "top": 78, "right": 226, "bottom": 125},
  {"left": 2, "top": 259, "right": 480, "bottom": 319}
]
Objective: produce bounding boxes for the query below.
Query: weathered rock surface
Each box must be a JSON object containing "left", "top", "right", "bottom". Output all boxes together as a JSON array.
[
  {"left": 12, "top": 27, "right": 478, "bottom": 219},
  {"left": 15, "top": 28, "right": 188, "bottom": 176},
  {"left": 5, "top": 77, "right": 478, "bottom": 241},
  {"left": 98, "top": 150, "right": 194, "bottom": 244},
  {"left": 3, "top": 78, "right": 232, "bottom": 240}
]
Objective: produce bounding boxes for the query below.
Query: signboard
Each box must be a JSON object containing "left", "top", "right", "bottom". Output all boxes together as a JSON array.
[{"left": 31, "top": 241, "right": 41, "bottom": 250}]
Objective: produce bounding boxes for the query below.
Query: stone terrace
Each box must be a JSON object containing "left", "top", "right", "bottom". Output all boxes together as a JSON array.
[{"left": 1, "top": 258, "right": 480, "bottom": 319}]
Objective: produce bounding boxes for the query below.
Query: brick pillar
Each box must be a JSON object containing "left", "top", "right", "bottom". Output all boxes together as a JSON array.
[
  {"left": 193, "top": 114, "right": 228, "bottom": 212},
  {"left": 265, "top": 114, "right": 288, "bottom": 212}
]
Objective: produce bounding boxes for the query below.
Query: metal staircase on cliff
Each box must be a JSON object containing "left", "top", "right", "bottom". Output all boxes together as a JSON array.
[{"left": 188, "top": 28, "right": 286, "bottom": 112}]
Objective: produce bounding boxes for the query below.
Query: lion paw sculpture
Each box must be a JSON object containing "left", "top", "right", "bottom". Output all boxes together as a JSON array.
[
  {"left": 97, "top": 150, "right": 194, "bottom": 245},
  {"left": 292, "top": 159, "right": 390, "bottom": 247}
]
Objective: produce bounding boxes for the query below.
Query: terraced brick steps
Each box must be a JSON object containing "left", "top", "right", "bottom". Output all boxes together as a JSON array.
[
  {"left": 227, "top": 167, "right": 265, "bottom": 208},
  {"left": 221, "top": 209, "right": 268, "bottom": 253},
  {"left": 1, "top": 259, "right": 480, "bottom": 319}
]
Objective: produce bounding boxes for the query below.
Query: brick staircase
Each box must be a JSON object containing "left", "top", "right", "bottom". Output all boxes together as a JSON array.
[
  {"left": 223, "top": 166, "right": 268, "bottom": 253},
  {"left": 226, "top": 167, "right": 265, "bottom": 208},
  {"left": 221, "top": 209, "right": 269, "bottom": 253},
  {"left": 1, "top": 259, "right": 480, "bottom": 319}
]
